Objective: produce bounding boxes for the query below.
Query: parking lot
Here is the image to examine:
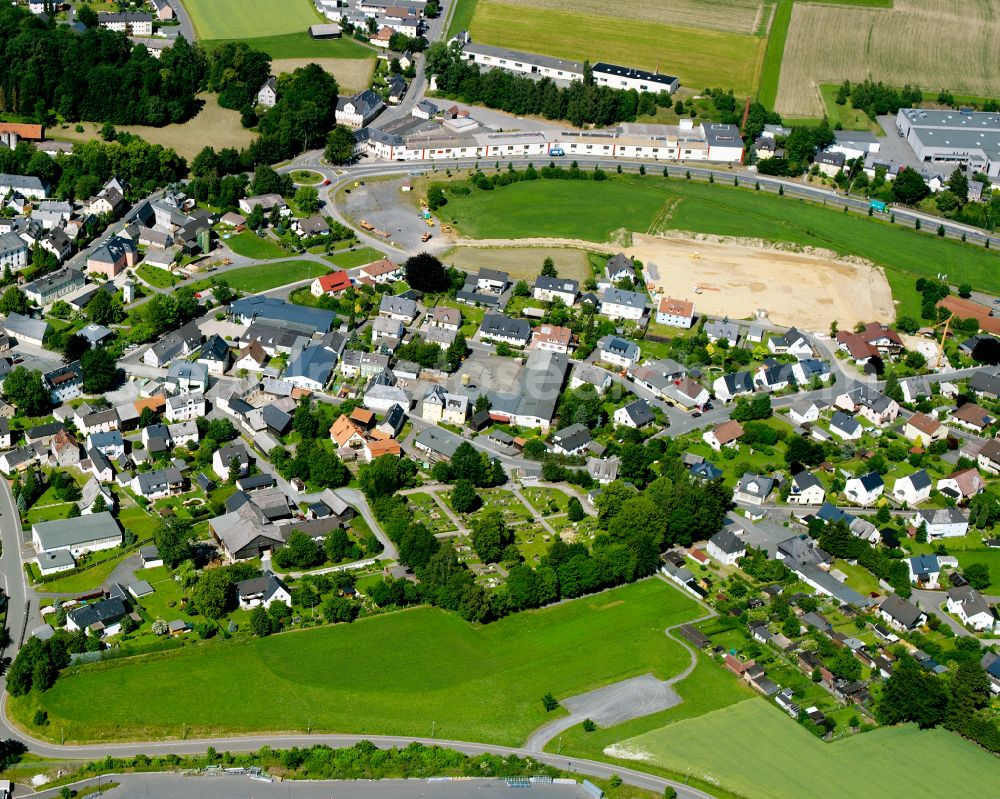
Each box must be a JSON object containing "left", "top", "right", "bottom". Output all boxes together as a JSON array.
[{"left": 340, "top": 175, "right": 452, "bottom": 254}]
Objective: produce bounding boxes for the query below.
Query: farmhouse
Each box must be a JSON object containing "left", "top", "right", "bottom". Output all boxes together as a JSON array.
[{"left": 483, "top": 349, "right": 568, "bottom": 432}]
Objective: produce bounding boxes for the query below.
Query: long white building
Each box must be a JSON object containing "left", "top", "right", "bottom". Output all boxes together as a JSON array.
[
  {"left": 463, "top": 42, "right": 584, "bottom": 84},
  {"left": 357, "top": 120, "right": 744, "bottom": 164},
  {"left": 896, "top": 108, "right": 1000, "bottom": 177}
]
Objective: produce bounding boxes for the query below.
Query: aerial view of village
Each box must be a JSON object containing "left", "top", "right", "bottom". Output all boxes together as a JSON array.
[{"left": 0, "top": 0, "right": 999, "bottom": 797}]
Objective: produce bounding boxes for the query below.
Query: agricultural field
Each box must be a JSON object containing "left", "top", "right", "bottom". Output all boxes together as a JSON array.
[
  {"left": 442, "top": 175, "right": 1000, "bottom": 305},
  {"left": 441, "top": 246, "right": 592, "bottom": 283},
  {"left": 612, "top": 699, "right": 1000, "bottom": 799},
  {"left": 775, "top": 0, "right": 1000, "bottom": 117},
  {"left": 51, "top": 94, "right": 255, "bottom": 161},
  {"left": 12, "top": 579, "right": 700, "bottom": 745},
  {"left": 181, "top": 0, "right": 320, "bottom": 40},
  {"left": 188, "top": 261, "right": 328, "bottom": 293},
  {"left": 468, "top": 1, "right": 765, "bottom": 96},
  {"left": 476, "top": 0, "right": 764, "bottom": 34}
]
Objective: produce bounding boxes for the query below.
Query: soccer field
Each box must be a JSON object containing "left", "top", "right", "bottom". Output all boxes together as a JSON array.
[
  {"left": 181, "top": 0, "right": 321, "bottom": 41},
  {"left": 13, "top": 579, "right": 699, "bottom": 744},
  {"left": 614, "top": 699, "right": 1000, "bottom": 799}
]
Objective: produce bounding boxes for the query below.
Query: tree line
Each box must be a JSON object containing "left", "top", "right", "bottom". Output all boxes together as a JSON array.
[{"left": 425, "top": 42, "right": 672, "bottom": 128}]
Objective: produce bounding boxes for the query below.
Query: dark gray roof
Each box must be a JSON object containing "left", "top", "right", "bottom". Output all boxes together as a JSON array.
[
  {"left": 68, "top": 596, "right": 128, "bottom": 629},
  {"left": 619, "top": 398, "right": 654, "bottom": 426},
  {"left": 480, "top": 313, "right": 530, "bottom": 341},
  {"left": 534, "top": 275, "right": 579, "bottom": 295},
  {"left": 880, "top": 595, "right": 924, "bottom": 627},
  {"left": 709, "top": 529, "right": 744, "bottom": 555},
  {"left": 552, "top": 422, "right": 592, "bottom": 452}
]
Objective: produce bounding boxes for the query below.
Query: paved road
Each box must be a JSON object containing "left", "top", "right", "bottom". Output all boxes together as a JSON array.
[{"left": 168, "top": 0, "right": 196, "bottom": 43}]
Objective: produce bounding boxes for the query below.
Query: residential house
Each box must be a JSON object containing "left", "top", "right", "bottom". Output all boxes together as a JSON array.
[
  {"left": 376, "top": 403, "right": 406, "bottom": 438},
  {"left": 50, "top": 430, "right": 80, "bottom": 467},
  {"left": 210, "top": 501, "right": 287, "bottom": 561},
  {"left": 904, "top": 411, "right": 945, "bottom": 443},
  {"left": 791, "top": 358, "right": 831, "bottom": 385},
  {"left": 533, "top": 324, "right": 572, "bottom": 354},
  {"left": 599, "top": 287, "right": 646, "bottom": 321},
  {"left": 413, "top": 425, "right": 464, "bottom": 462},
  {"left": 946, "top": 587, "right": 995, "bottom": 632},
  {"left": 143, "top": 320, "right": 203, "bottom": 367},
  {"left": 789, "top": 399, "right": 821, "bottom": 425},
  {"left": 237, "top": 572, "right": 292, "bottom": 610},
  {"left": 132, "top": 467, "right": 184, "bottom": 499},
  {"left": 237, "top": 193, "right": 287, "bottom": 215},
  {"left": 969, "top": 370, "right": 1000, "bottom": 400},
  {"left": 550, "top": 423, "right": 593, "bottom": 456},
  {"left": 733, "top": 473, "right": 775, "bottom": 506},
  {"left": 893, "top": 469, "right": 932, "bottom": 505},
  {"left": 878, "top": 595, "right": 926, "bottom": 631},
  {"left": 613, "top": 399, "right": 655, "bottom": 428},
  {"left": 80, "top": 478, "right": 115, "bottom": 515},
  {"left": 372, "top": 316, "right": 405, "bottom": 346},
  {"left": 937, "top": 468, "right": 986, "bottom": 504},
  {"left": 655, "top": 296, "right": 694, "bottom": 328},
  {"left": 44, "top": 361, "right": 84, "bottom": 403},
  {"left": 165, "top": 393, "right": 206, "bottom": 422},
  {"left": 950, "top": 402, "right": 993, "bottom": 433},
  {"left": 363, "top": 370, "right": 410, "bottom": 413},
  {"left": 587, "top": 455, "right": 620, "bottom": 484},
  {"left": 836, "top": 386, "right": 899, "bottom": 427},
  {"left": 754, "top": 359, "right": 796, "bottom": 392},
  {"left": 295, "top": 214, "right": 330, "bottom": 238},
  {"left": 907, "top": 554, "right": 941, "bottom": 588},
  {"left": 570, "top": 363, "right": 612, "bottom": 394},
  {"left": 338, "top": 349, "right": 390, "bottom": 379},
  {"left": 533, "top": 276, "right": 578, "bottom": 305},
  {"left": 329, "top": 415, "right": 367, "bottom": 454},
  {"left": 605, "top": 253, "right": 636, "bottom": 282},
  {"left": 196, "top": 335, "right": 230, "bottom": 376},
  {"left": 235, "top": 341, "right": 268, "bottom": 373},
  {"left": 311, "top": 270, "right": 352, "bottom": 297},
  {"left": 165, "top": 361, "right": 210, "bottom": 394},
  {"left": 703, "top": 420, "right": 743, "bottom": 451},
  {"left": 66, "top": 596, "right": 129, "bottom": 637},
  {"left": 704, "top": 319, "right": 740, "bottom": 346},
  {"left": 977, "top": 439, "right": 1000, "bottom": 475},
  {"left": 86, "top": 236, "right": 138, "bottom": 278},
  {"left": 706, "top": 529, "right": 745, "bottom": 565},
  {"left": 789, "top": 471, "right": 825, "bottom": 505},
  {"left": 915, "top": 507, "right": 969, "bottom": 539},
  {"left": 712, "top": 370, "right": 755, "bottom": 402},
  {"left": 421, "top": 385, "right": 468, "bottom": 425},
  {"left": 830, "top": 411, "right": 862, "bottom": 441},
  {"left": 284, "top": 345, "right": 337, "bottom": 391},
  {"left": 597, "top": 335, "right": 640, "bottom": 368},
  {"left": 335, "top": 89, "right": 385, "bottom": 127},
  {"left": 660, "top": 376, "right": 709, "bottom": 411},
  {"left": 844, "top": 471, "right": 884, "bottom": 507},
  {"left": 478, "top": 313, "right": 531, "bottom": 347},
  {"left": 257, "top": 76, "right": 277, "bottom": 107},
  {"left": 900, "top": 375, "right": 933, "bottom": 405},
  {"left": 379, "top": 294, "right": 418, "bottom": 324},
  {"left": 213, "top": 443, "right": 250, "bottom": 481},
  {"left": 836, "top": 323, "right": 903, "bottom": 362},
  {"left": 426, "top": 305, "right": 461, "bottom": 332},
  {"left": 358, "top": 258, "right": 403, "bottom": 284}
]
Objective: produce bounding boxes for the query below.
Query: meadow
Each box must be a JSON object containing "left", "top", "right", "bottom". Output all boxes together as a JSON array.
[
  {"left": 181, "top": 0, "right": 321, "bottom": 40},
  {"left": 615, "top": 699, "right": 1000, "bottom": 799},
  {"left": 188, "top": 261, "right": 328, "bottom": 293},
  {"left": 441, "top": 175, "right": 1000, "bottom": 300},
  {"left": 12, "top": 579, "right": 700, "bottom": 744},
  {"left": 52, "top": 94, "right": 255, "bottom": 161},
  {"left": 441, "top": 246, "right": 592, "bottom": 282},
  {"left": 468, "top": 1, "right": 765, "bottom": 96},
  {"left": 221, "top": 231, "right": 287, "bottom": 260},
  {"left": 775, "top": 0, "right": 1000, "bottom": 117}
]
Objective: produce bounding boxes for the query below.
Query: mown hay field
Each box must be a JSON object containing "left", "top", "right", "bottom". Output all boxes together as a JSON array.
[
  {"left": 476, "top": 0, "right": 765, "bottom": 35},
  {"left": 469, "top": 1, "right": 766, "bottom": 96},
  {"left": 271, "top": 58, "right": 375, "bottom": 93},
  {"left": 776, "top": 0, "right": 1000, "bottom": 117}
]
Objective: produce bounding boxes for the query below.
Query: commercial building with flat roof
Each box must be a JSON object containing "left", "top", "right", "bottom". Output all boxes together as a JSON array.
[
  {"left": 896, "top": 108, "right": 1000, "bottom": 177},
  {"left": 462, "top": 42, "right": 583, "bottom": 83}
]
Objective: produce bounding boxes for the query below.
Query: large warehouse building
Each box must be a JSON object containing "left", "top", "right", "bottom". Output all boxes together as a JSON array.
[{"left": 896, "top": 108, "right": 1000, "bottom": 177}]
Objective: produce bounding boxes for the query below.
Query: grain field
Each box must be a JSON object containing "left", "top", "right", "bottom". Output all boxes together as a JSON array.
[
  {"left": 482, "top": 0, "right": 764, "bottom": 34},
  {"left": 776, "top": 0, "right": 1000, "bottom": 117}
]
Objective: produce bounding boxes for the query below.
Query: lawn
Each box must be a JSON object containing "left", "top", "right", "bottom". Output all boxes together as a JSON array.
[
  {"left": 290, "top": 170, "right": 323, "bottom": 185},
  {"left": 136, "top": 263, "right": 180, "bottom": 289},
  {"left": 24, "top": 503, "right": 75, "bottom": 524},
  {"left": 202, "top": 32, "right": 371, "bottom": 60},
  {"left": 447, "top": 0, "right": 480, "bottom": 38},
  {"left": 221, "top": 231, "right": 287, "bottom": 260},
  {"left": 444, "top": 175, "right": 1000, "bottom": 297},
  {"left": 327, "top": 247, "right": 386, "bottom": 269},
  {"left": 468, "top": 1, "right": 765, "bottom": 96},
  {"left": 616, "top": 698, "right": 1000, "bottom": 799},
  {"left": 181, "top": 0, "right": 320, "bottom": 40},
  {"left": 35, "top": 550, "right": 132, "bottom": 595},
  {"left": 13, "top": 579, "right": 700, "bottom": 745},
  {"left": 520, "top": 487, "right": 571, "bottom": 516},
  {"left": 756, "top": 0, "right": 791, "bottom": 109},
  {"left": 118, "top": 506, "right": 159, "bottom": 539},
  {"left": 188, "top": 261, "right": 328, "bottom": 294},
  {"left": 953, "top": 549, "right": 1000, "bottom": 589}
]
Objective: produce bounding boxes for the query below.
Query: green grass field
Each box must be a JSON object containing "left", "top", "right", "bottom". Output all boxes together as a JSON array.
[
  {"left": 468, "top": 1, "right": 764, "bottom": 96},
  {"left": 201, "top": 32, "right": 371, "bottom": 59},
  {"left": 181, "top": 0, "right": 320, "bottom": 40},
  {"left": 35, "top": 551, "right": 131, "bottom": 595},
  {"left": 617, "top": 699, "right": 1000, "bottom": 799},
  {"left": 13, "top": 579, "right": 699, "bottom": 744},
  {"left": 221, "top": 232, "right": 287, "bottom": 260},
  {"left": 136, "top": 263, "right": 180, "bottom": 288},
  {"left": 448, "top": 0, "right": 480, "bottom": 38},
  {"left": 327, "top": 247, "right": 387, "bottom": 269},
  {"left": 189, "top": 261, "right": 328, "bottom": 294},
  {"left": 443, "top": 176, "right": 1000, "bottom": 297},
  {"left": 756, "top": 0, "right": 792, "bottom": 109},
  {"left": 954, "top": 549, "right": 1000, "bottom": 588}
]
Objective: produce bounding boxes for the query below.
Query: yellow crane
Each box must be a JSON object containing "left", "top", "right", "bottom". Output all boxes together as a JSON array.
[{"left": 929, "top": 312, "right": 955, "bottom": 369}]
